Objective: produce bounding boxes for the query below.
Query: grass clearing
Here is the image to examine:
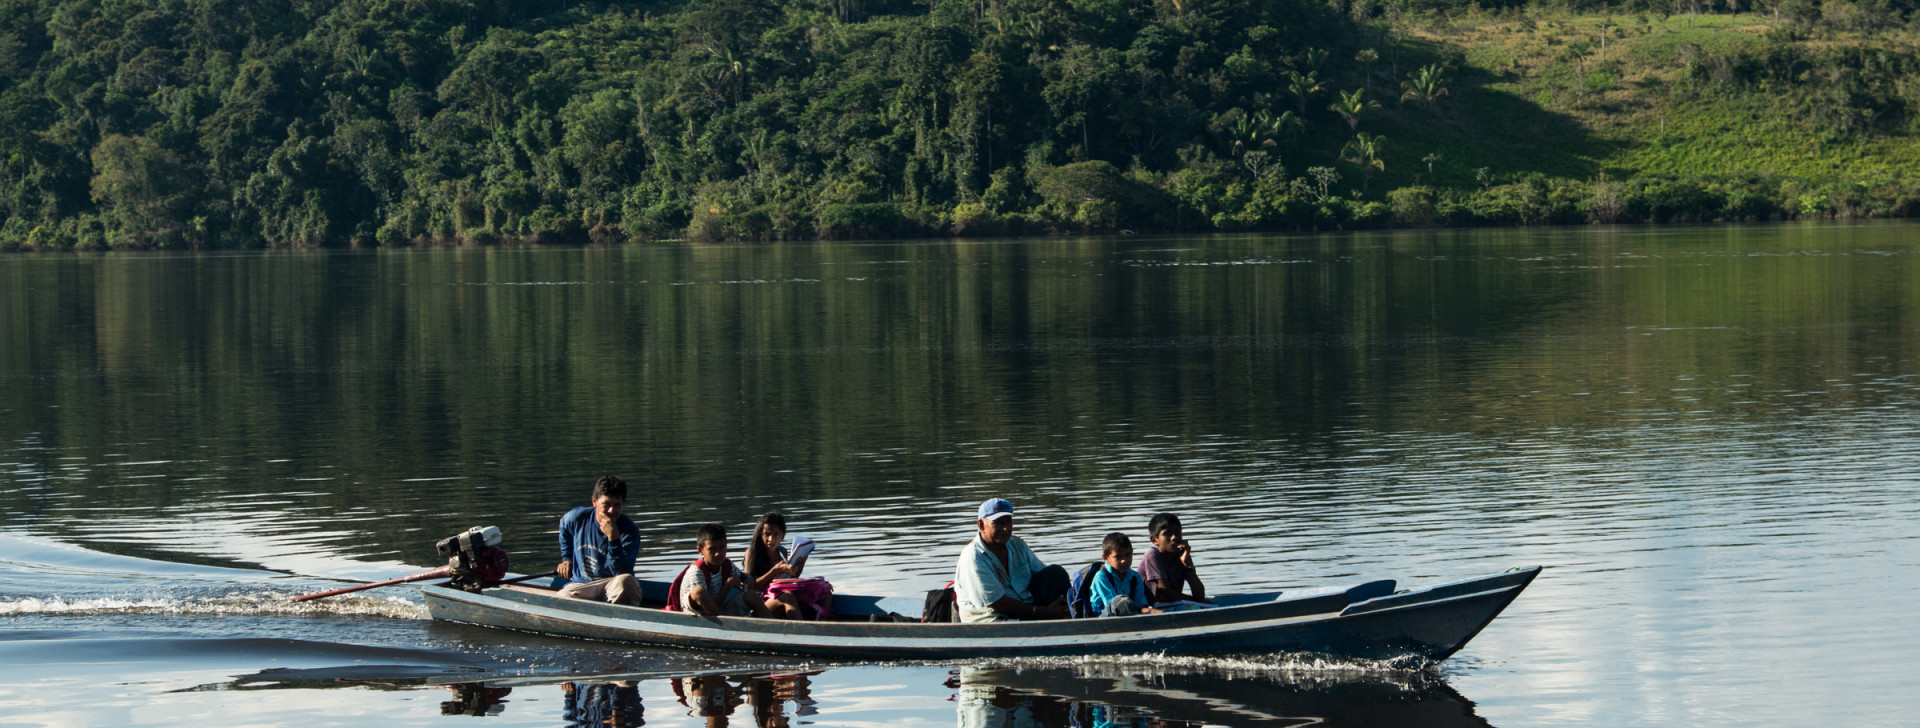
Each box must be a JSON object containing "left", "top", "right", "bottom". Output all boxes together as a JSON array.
[{"left": 1390, "top": 10, "right": 1920, "bottom": 188}]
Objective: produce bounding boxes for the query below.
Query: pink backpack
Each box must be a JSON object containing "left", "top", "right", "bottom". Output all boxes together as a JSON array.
[{"left": 765, "top": 577, "right": 834, "bottom": 619}]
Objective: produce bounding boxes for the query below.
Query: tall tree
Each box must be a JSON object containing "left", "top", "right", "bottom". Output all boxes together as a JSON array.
[
  {"left": 1401, "top": 64, "right": 1451, "bottom": 110},
  {"left": 1288, "top": 70, "right": 1324, "bottom": 116},
  {"left": 88, "top": 134, "right": 194, "bottom": 247},
  {"left": 1340, "top": 132, "right": 1386, "bottom": 194},
  {"left": 1329, "top": 89, "right": 1379, "bottom": 130}
]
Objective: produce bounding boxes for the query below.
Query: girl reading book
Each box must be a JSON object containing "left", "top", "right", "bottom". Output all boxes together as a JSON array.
[{"left": 744, "top": 512, "right": 834, "bottom": 619}]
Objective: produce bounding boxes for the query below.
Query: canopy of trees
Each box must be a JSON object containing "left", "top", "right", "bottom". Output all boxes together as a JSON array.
[{"left": 2, "top": 0, "right": 1920, "bottom": 248}]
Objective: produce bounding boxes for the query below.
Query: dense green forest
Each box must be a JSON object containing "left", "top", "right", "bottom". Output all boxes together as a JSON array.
[{"left": 3, "top": 0, "right": 1920, "bottom": 248}]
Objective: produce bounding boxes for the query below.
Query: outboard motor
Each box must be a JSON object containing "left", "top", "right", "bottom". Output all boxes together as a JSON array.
[{"left": 436, "top": 526, "right": 509, "bottom": 591}]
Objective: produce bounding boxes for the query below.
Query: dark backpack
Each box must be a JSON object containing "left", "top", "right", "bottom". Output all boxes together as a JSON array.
[
  {"left": 1066, "top": 561, "right": 1107, "bottom": 619},
  {"left": 922, "top": 581, "right": 959, "bottom": 622}
]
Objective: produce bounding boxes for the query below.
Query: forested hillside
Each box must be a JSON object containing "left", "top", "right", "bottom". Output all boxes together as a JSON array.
[{"left": 3, "top": 0, "right": 1920, "bottom": 248}]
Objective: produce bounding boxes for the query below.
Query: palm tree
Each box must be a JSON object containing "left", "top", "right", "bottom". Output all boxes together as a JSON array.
[
  {"left": 1229, "top": 111, "right": 1280, "bottom": 159},
  {"left": 1329, "top": 89, "right": 1379, "bottom": 131},
  {"left": 1340, "top": 133, "right": 1387, "bottom": 194},
  {"left": 1356, "top": 49, "right": 1379, "bottom": 93},
  {"left": 1303, "top": 47, "right": 1329, "bottom": 71},
  {"left": 1422, "top": 152, "right": 1442, "bottom": 178},
  {"left": 1287, "top": 71, "right": 1324, "bottom": 115},
  {"left": 1401, "top": 64, "right": 1451, "bottom": 110},
  {"left": 1272, "top": 109, "right": 1305, "bottom": 149}
]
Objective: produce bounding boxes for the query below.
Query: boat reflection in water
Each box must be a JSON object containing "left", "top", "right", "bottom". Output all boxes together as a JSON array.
[
  {"left": 213, "top": 660, "right": 1486, "bottom": 727},
  {"left": 952, "top": 664, "right": 1492, "bottom": 728}
]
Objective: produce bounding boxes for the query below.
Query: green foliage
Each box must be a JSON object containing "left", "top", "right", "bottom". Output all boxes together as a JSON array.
[
  {"left": 1329, "top": 89, "right": 1381, "bottom": 130},
  {"left": 1400, "top": 64, "right": 1452, "bottom": 110},
  {"left": 1388, "top": 185, "right": 1439, "bottom": 225},
  {"left": 3, "top": 0, "right": 1920, "bottom": 249},
  {"left": 1038, "top": 161, "right": 1159, "bottom": 230},
  {"left": 89, "top": 134, "right": 195, "bottom": 248},
  {"left": 818, "top": 203, "right": 911, "bottom": 240},
  {"left": 1339, "top": 133, "right": 1388, "bottom": 193}
]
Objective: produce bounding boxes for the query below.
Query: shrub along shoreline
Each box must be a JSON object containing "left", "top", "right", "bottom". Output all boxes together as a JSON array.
[
  {"left": 10, "top": 165, "right": 1915, "bottom": 251},
  {"left": 3, "top": 0, "right": 1919, "bottom": 251}
]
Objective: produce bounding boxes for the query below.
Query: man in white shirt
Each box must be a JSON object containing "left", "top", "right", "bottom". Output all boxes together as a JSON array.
[{"left": 953, "top": 498, "right": 1069, "bottom": 622}]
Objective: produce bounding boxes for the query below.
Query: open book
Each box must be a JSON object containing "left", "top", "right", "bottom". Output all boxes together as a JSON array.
[{"left": 785, "top": 536, "right": 816, "bottom": 571}]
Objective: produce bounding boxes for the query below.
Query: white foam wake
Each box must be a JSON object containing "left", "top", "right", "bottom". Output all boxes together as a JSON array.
[
  {"left": 0, "top": 593, "right": 428, "bottom": 619},
  {"left": 981, "top": 651, "right": 1437, "bottom": 680}
]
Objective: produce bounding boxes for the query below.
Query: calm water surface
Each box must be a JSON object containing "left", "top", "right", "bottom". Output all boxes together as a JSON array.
[{"left": 3, "top": 223, "right": 1918, "bottom": 726}]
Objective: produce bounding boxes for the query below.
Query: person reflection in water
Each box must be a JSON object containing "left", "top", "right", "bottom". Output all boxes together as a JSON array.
[
  {"left": 439, "top": 683, "right": 512, "bottom": 716},
  {"left": 556, "top": 475, "right": 642, "bottom": 605},
  {"left": 952, "top": 666, "right": 1074, "bottom": 728},
  {"left": 954, "top": 498, "right": 1070, "bottom": 622},
  {"left": 748, "top": 672, "right": 815, "bottom": 728},
  {"left": 953, "top": 668, "right": 1186, "bottom": 728},
  {"left": 561, "top": 681, "right": 644, "bottom": 728},
  {"left": 673, "top": 675, "right": 745, "bottom": 728}
]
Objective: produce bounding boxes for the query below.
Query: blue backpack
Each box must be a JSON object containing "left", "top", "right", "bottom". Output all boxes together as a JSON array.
[{"left": 1066, "top": 561, "right": 1107, "bottom": 619}]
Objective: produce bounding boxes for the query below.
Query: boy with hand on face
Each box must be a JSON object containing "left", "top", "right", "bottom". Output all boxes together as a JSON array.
[
  {"left": 1138, "top": 513, "right": 1212, "bottom": 608},
  {"left": 675, "top": 523, "right": 772, "bottom": 618},
  {"left": 1088, "top": 532, "right": 1161, "bottom": 617},
  {"left": 556, "top": 475, "right": 642, "bottom": 605}
]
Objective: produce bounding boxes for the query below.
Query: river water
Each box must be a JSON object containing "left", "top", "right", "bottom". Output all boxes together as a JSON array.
[{"left": 2, "top": 223, "right": 1917, "bottom": 727}]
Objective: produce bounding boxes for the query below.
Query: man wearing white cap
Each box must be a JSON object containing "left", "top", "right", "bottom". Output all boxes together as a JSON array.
[{"left": 953, "top": 498, "right": 1069, "bottom": 622}]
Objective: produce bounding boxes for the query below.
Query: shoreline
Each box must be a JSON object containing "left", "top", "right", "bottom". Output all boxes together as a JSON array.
[{"left": 5, "top": 214, "right": 1915, "bottom": 253}]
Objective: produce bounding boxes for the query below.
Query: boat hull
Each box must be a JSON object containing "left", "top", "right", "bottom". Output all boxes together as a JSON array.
[{"left": 423, "top": 567, "right": 1538, "bottom": 661}]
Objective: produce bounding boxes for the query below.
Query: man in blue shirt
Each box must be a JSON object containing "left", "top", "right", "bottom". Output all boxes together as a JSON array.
[{"left": 556, "top": 475, "right": 641, "bottom": 605}]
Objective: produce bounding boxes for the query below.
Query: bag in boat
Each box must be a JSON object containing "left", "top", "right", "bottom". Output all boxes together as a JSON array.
[
  {"left": 921, "top": 581, "right": 958, "bottom": 622},
  {"left": 1066, "top": 561, "right": 1108, "bottom": 619},
  {"left": 664, "top": 558, "right": 736, "bottom": 612},
  {"left": 765, "top": 577, "right": 834, "bottom": 620}
]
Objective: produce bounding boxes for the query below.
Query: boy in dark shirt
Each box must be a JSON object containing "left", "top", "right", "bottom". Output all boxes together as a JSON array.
[
  {"left": 556, "top": 475, "right": 642, "bottom": 605},
  {"left": 1137, "top": 513, "right": 1211, "bottom": 607}
]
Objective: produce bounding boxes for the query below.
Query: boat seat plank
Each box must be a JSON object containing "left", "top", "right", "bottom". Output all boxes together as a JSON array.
[
  {"left": 1344, "top": 579, "right": 1396, "bottom": 603},
  {"left": 1210, "top": 591, "right": 1284, "bottom": 607}
]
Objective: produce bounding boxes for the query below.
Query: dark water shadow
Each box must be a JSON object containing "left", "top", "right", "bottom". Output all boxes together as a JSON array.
[
  {"left": 189, "top": 661, "right": 1489, "bottom": 728},
  {"left": 954, "top": 664, "right": 1491, "bottom": 728}
]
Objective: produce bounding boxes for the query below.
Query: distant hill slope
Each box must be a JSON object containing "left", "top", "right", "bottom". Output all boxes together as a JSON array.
[
  {"left": 1402, "top": 11, "right": 1920, "bottom": 186},
  {"left": 1, "top": 0, "right": 1917, "bottom": 249}
]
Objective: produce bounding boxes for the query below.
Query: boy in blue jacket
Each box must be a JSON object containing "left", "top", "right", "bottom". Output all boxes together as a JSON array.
[{"left": 1088, "top": 533, "right": 1160, "bottom": 617}]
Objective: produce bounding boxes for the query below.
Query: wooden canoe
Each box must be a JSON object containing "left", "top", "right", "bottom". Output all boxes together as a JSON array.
[{"left": 421, "top": 566, "right": 1539, "bottom": 662}]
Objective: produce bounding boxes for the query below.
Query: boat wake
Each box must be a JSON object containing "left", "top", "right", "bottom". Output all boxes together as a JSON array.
[
  {"left": 0, "top": 532, "right": 430, "bottom": 619},
  {"left": 973, "top": 650, "right": 1439, "bottom": 678},
  {"left": 0, "top": 592, "right": 426, "bottom": 618}
]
